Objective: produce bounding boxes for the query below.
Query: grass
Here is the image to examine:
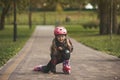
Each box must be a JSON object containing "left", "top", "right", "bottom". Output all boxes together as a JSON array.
[
  {"left": 66, "top": 25, "right": 120, "bottom": 57},
  {"left": 0, "top": 25, "right": 35, "bottom": 67},
  {"left": 5, "top": 11, "right": 98, "bottom": 25}
]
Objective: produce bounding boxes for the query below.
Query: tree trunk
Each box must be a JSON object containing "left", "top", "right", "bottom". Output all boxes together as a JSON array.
[
  {"left": 112, "top": 1, "right": 118, "bottom": 34},
  {"left": 0, "top": 4, "right": 10, "bottom": 30},
  {"left": 117, "top": 24, "right": 120, "bottom": 34},
  {"left": 0, "top": 9, "right": 6, "bottom": 30},
  {"left": 98, "top": 0, "right": 109, "bottom": 34},
  {"left": 98, "top": 0, "right": 118, "bottom": 35}
]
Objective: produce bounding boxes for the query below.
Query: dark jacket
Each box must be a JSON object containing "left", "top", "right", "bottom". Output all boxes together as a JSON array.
[{"left": 50, "top": 38, "right": 73, "bottom": 59}]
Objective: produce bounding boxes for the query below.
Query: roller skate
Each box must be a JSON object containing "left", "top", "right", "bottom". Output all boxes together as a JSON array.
[
  {"left": 33, "top": 65, "right": 43, "bottom": 71},
  {"left": 63, "top": 60, "right": 71, "bottom": 74}
]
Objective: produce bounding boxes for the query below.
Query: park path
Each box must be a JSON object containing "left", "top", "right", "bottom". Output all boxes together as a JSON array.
[{"left": 0, "top": 25, "right": 120, "bottom": 80}]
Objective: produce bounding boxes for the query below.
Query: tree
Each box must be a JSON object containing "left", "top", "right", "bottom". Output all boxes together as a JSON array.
[
  {"left": 0, "top": 0, "right": 28, "bottom": 30},
  {"left": 112, "top": 0, "right": 118, "bottom": 34},
  {"left": 92, "top": 0, "right": 119, "bottom": 35},
  {"left": 117, "top": 0, "right": 120, "bottom": 34},
  {"left": 0, "top": 0, "right": 11, "bottom": 30}
]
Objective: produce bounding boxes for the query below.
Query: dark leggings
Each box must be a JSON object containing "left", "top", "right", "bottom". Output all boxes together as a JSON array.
[{"left": 42, "top": 52, "right": 70, "bottom": 73}]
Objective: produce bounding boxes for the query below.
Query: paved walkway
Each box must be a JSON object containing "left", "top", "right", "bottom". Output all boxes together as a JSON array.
[{"left": 0, "top": 25, "right": 120, "bottom": 80}]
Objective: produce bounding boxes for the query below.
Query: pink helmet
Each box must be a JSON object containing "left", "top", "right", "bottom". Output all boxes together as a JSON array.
[{"left": 54, "top": 26, "right": 67, "bottom": 35}]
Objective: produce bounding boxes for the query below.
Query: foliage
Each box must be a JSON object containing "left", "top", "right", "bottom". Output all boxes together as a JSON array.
[
  {"left": 55, "top": 3, "right": 63, "bottom": 14},
  {"left": 0, "top": 0, "right": 30, "bottom": 30},
  {"left": 30, "top": 0, "right": 90, "bottom": 10},
  {"left": 82, "top": 21, "right": 99, "bottom": 29},
  {"left": 0, "top": 0, "right": 28, "bottom": 14}
]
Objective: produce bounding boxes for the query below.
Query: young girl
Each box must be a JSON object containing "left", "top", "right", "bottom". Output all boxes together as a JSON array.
[{"left": 33, "top": 26, "right": 73, "bottom": 74}]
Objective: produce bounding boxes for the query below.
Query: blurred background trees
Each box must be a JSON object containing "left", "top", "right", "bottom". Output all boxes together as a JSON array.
[
  {"left": 0, "top": 0, "right": 120, "bottom": 34},
  {"left": 0, "top": 0, "right": 28, "bottom": 30}
]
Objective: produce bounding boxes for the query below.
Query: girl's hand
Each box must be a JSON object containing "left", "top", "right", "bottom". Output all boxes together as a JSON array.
[{"left": 58, "top": 46, "right": 63, "bottom": 51}]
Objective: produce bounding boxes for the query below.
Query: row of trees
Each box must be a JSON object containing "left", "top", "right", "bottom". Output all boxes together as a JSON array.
[
  {"left": 0, "top": 0, "right": 120, "bottom": 34},
  {"left": 0, "top": 0, "right": 28, "bottom": 30}
]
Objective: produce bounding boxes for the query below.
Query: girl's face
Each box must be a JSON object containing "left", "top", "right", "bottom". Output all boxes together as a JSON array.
[{"left": 56, "top": 35, "right": 66, "bottom": 43}]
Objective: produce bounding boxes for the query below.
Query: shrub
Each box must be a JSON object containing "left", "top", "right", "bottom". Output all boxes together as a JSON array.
[{"left": 82, "top": 21, "right": 99, "bottom": 29}]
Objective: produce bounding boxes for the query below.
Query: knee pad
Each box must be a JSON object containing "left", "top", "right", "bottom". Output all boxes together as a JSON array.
[{"left": 64, "top": 50, "right": 70, "bottom": 60}]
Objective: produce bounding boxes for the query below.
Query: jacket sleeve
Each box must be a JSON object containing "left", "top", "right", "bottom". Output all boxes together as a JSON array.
[{"left": 66, "top": 39, "right": 73, "bottom": 53}]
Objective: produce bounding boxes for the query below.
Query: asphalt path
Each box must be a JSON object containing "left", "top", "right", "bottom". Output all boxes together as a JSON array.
[{"left": 0, "top": 25, "right": 120, "bottom": 80}]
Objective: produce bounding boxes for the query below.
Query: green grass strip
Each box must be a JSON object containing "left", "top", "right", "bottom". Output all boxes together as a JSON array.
[
  {"left": 0, "top": 25, "right": 35, "bottom": 67},
  {"left": 66, "top": 25, "right": 120, "bottom": 57}
]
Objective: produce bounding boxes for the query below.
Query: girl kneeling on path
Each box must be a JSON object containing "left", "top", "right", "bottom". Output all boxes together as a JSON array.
[{"left": 33, "top": 26, "right": 73, "bottom": 74}]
